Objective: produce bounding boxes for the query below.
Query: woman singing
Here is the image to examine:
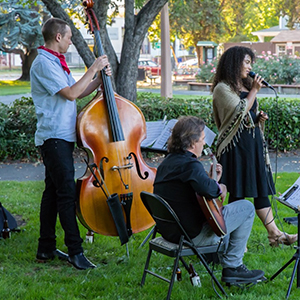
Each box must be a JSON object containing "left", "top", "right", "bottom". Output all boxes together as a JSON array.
[{"left": 212, "top": 46, "right": 297, "bottom": 247}]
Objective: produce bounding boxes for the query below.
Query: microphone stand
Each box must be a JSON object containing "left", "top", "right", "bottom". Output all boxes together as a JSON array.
[
  {"left": 270, "top": 210, "right": 300, "bottom": 299},
  {"left": 258, "top": 76, "right": 300, "bottom": 299}
]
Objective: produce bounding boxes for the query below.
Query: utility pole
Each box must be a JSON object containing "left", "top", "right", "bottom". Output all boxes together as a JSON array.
[{"left": 160, "top": 3, "right": 172, "bottom": 98}]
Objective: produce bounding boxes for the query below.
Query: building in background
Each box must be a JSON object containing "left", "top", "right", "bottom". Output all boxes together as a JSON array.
[
  {"left": 251, "top": 16, "right": 289, "bottom": 42},
  {"left": 271, "top": 30, "right": 300, "bottom": 56},
  {"left": 250, "top": 15, "right": 300, "bottom": 56}
]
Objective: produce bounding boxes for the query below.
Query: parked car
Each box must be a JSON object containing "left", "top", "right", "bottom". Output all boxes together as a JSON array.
[
  {"left": 174, "top": 58, "right": 199, "bottom": 76},
  {"left": 177, "top": 58, "right": 198, "bottom": 69},
  {"left": 138, "top": 60, "right": 161, "bottom": 76}
]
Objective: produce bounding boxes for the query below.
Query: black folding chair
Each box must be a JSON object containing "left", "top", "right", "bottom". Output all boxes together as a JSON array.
[{"left": 140, "top": 191, "right": 227, "bottom": 299}]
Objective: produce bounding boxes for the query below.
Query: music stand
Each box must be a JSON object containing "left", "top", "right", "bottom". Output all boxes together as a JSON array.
[{"left": 270, "top": 178, "right": 300, "bottom": 299}]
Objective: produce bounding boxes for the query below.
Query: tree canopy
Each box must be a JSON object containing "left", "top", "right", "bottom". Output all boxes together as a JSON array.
[
  {"left": 1, "top": 0, "right": 299, "bottom": 98},
  {"left": 277, "top": 0, "right": 300, "bottom": 28},
  {"left": 169, "top": 0, "right": 223, "bottom": 65},
  {"left": 38, "top": 0, "right": 169, "bottom": 102},
  {"left": 0, "top": 0, "right": 169, "bottom": 101},
  {"left": 0, "top": 3, "right": 45, "bottom": 80},
  {"left": 147, "top": 0, "right": 282, "bottom": 66}
]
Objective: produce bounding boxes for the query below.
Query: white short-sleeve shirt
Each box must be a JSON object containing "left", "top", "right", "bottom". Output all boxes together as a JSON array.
[{"left": 30, "top": 49, "right": 77, "bottom": 146}]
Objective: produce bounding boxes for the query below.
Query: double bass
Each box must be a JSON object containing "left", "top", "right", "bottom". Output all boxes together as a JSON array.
[{"left": 76, "top": 0, "right": 156, "bottom": 239}]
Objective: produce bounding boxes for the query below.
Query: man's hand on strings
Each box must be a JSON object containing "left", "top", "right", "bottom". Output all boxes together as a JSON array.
[
  {"left": 209, "top": 163, "right": 223, "bottom": 182},
  {"left": 219, "top": 183, "right": 227, "bottom": 203}
]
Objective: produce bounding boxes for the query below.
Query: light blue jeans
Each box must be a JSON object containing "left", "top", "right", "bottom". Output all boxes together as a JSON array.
[{"left": 192, "top": 200, "right": 255, "bottom": 269}]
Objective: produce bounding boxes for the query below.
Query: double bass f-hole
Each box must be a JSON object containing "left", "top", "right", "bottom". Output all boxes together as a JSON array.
[{"left": 128, "top": 152, "right": 149, "bottom": 180}]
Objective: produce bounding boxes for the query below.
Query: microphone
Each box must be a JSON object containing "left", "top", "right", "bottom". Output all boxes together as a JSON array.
[{"left": 248, "top": 71, "right": 274, "bottom": 90}]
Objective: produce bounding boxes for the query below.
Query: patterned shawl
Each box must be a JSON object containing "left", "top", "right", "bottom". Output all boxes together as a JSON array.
[{"left": 212, "top": 82, "right": 256, "bottom": 159}]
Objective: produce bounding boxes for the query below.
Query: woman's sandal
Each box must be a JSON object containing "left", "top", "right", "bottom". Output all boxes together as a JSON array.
[{"left": 268, "top": 233, "right": 298, "bottom": 247}]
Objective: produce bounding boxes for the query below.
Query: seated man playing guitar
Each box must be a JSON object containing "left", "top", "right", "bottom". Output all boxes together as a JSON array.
[{"left": 153, "top": 116, "right": 264, "bottom": 284}]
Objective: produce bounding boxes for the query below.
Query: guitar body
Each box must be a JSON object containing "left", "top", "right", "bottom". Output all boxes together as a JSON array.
[
  {"left": 197, "top": 194, "right": 226, "bottom": 236},
  {"left": 197, "top": 147, "right": 226, "bottom": 236}
]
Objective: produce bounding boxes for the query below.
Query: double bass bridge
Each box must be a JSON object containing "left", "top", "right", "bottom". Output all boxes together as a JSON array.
[
  {"left": 111, "top": 163, "right": 133, "bottom": 171},
  {"left": 110, "top": 156, "right": 133, "bottom": 189}
]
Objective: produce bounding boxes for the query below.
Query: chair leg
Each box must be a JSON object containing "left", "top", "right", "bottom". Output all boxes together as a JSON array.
[
  {"left": 194, "top": 249, "right": 227, "bottom": 296},
  {"left": 180, "top": 257, "right": 190, "bottom": 272},
  {"left": 166, "top": 255, "right": 181, "bottom": 300},
  {"left": 166, "top": 236, "right": 185, "bottom": 300},
  {"left": 141, "top": 248, "right": 153, "bottom": 286}
]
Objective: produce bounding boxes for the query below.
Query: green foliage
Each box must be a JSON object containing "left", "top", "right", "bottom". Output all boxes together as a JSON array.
[
  {"left": 277, "top": 1, "right": 300, "bottom": 27},
  {"left": 137, "top": 92, "right": 216, "bottom": 131},
  {"left": 0, "top": 96, "right": 38, "bottom": 160},
  {"left": 255, "top": 53, "right": 300, "bottom": 85},
  {"left": 0, "top": 80, "right": 31, "bottom": 96},
  {"left": 195, "top": 59, "right": 218, "bottom": 83},
  {"left": 260, "top": 97, "right": 300, "bottom": 151},
  {"left": 169, "top": 0, "right": 223, "bottom": 49},
  {"left": 0, "top": 7, "right": 44, "bottom": 52},
  {"left": 196, "top": 54, "right": 300, "bottom": 85},
  {"left": 242, "top": 0, "right": 279, "bottom": 41},
  {"left": 161, "top": 0, "right": 282, "bottom": 50},
  {"left": 0, "top": 94, "right": 299, "bottom": 161},
  {"left": 136, "top": 93, "right": 300, "bottom": 152}
]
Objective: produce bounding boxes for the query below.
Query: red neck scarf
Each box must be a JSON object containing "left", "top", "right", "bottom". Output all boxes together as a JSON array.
[{"left": 38, "top": 45, "right": 70, "bottom": 74}]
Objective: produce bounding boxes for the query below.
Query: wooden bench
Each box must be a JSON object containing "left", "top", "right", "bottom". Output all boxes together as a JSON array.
[{"left": 146, "top": 70, "right": 159, "bottom": 85}]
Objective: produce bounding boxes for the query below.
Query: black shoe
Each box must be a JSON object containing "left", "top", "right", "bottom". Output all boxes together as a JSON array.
[
  {"left": 222, "top": 264, "right": 265, "bottom": 284},
  {"left": 68, "top": 253, "right": 96, "bottom": 270},
  {"left": 36, "top": 249, "right": 69, "bottom": 262}
]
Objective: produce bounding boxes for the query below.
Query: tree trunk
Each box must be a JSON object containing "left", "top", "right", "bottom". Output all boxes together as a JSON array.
[
  {"left": 19, "top": 49, "right": 38, "bottom": 81},
  {"left": 116, "top": 0, "right": 168, "bottom": 102},
  {"left": 196, "top": 45, "right": 203, "bottom": 66},
  {"left": 41, "top": 0, "right": 96, "bottom": 67},
  {"left": 41, "top": 0, "right": 168, "bottom": 102},
  {"left": 2, "top": 47, "right": 37, "bottom": 81}
]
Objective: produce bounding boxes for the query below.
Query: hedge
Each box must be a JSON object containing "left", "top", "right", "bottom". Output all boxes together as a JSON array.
[
  {"left": 0, "top": 93, "right": 299, "bottom": 161},
  {"left": 136, "top": 93, "right": 300, "bottom": 153}
]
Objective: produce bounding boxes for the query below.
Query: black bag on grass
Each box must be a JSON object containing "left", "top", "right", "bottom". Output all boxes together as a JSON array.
[{"left": 0, "top": 202, "right": 18, "bottom": 232}]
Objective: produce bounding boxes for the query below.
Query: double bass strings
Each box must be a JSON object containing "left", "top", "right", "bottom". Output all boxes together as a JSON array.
[{"left": 93, "top": 29, "right": 133, "bottom": 197}]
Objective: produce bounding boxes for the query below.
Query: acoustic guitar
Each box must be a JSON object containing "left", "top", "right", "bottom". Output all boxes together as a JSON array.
[{"left": 197, "top": 148, "right": 227, "bottom": 236}]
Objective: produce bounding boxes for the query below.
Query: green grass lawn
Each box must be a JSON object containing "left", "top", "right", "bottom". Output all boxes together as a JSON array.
[
  {"left": 0, "top": 80, "right": 31, "bottom": 95},
  {"left": 0, "top": 173, "right": 300, "bottom": 299},
  {"left": 0, "top": 68, "right": 84, "bottom": 96}
]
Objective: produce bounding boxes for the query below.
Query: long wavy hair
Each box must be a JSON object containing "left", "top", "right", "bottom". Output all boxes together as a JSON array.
[
  {"left": 167, "top": 116, "right": 205, "bottom": 153},
  {"left": 211, "top": 46, "right": 255, "bottom": 94}
]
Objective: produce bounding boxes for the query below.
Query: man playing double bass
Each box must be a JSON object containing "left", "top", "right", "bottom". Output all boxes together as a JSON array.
[
  {"left": 30, "top": 17, "right": 111, "bottom": 270},
  {"left": 153, "top": 116, "right": 265, "bottom": 284}
]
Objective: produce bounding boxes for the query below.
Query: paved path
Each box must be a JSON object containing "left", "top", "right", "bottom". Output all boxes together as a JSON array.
[
  {"left": 0, "top": 151, "right": 299, "bottom": 181},
  {"left": 0, "top": 74, "right": 299, "bottom": 181},
  {"left": 0, "top": 89, "right": 298, "bottom": 106},
  {"left": 136, "top": 88, "right": 300, "bottom": 99},
  {"left": 0, "top": 93, "right": 32, "bottom": 105},
  {"left": 0, "top": 70, "right": 299, "bottom": 106}
]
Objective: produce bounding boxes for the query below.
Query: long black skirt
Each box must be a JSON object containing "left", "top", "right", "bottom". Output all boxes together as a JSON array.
[{"left": 219, "top": 126, "right": 276, "bottom": 199}]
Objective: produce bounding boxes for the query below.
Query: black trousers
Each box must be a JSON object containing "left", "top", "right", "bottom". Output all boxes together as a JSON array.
[{"left": 38, "top": 139, "right": 83, "bottom": 256}]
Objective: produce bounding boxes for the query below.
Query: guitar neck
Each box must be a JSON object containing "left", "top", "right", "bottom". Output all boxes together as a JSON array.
[
  {"left": 212, "top": 155, "right": 217, "bottom": 181},
  {"left": 205, "top": 148, "right": 217, "bottom": 181}
]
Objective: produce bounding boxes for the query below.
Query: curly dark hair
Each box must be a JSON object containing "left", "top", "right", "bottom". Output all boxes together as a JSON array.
[
  {"left": 211, "top": 46, "right": 255, "bottom": 94},
  {"left": 167, "top": 116, "right": 205, "bottom": 153}
]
